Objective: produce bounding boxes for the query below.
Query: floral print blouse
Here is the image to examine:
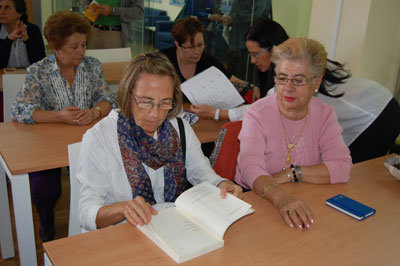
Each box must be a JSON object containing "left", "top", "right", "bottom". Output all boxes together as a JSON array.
[{"left": 11, "top": 55, "right": 116, "bottom": 124}]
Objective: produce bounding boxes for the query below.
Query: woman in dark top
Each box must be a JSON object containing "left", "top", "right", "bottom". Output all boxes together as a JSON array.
[
  {"left": 0, "top": 0, "right": 45, "bottom": 68},
  {"left": 160, "top": 17, "right": 255, "bottom": 104},
  {"left": 161, "top": 43, "right": 230, "bottom": 85}
]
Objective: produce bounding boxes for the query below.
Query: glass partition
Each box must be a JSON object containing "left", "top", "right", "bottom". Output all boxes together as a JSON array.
[
  {"left": 145, "top": 0, "right": 272, "bottom": 83},
  {"left": 48, "top": 0, "right": 271, "bottom": 83}
]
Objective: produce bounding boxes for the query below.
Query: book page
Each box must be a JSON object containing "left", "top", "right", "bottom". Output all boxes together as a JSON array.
[
  {"left": 138, "top": 207, "right": 223, "bottom": 263},
  {"left": 180, "top": 66, "right": 245, "bottom": 109},
  {"left": 175, "top": 182, "right": 253, "bottom": 239}
]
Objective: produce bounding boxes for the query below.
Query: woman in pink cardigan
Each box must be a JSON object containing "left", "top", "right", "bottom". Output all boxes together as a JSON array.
[{"left": 235, "top": 38, "right": 352, "bottom": 231}]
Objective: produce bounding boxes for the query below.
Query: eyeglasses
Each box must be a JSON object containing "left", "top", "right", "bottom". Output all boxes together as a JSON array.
[
  {"left": 181, "top": 43, "right": 205, "bottom": 51},
  {"left": 275, "top": 76, "right": 315, "bottom": 86},
  {"left": 132, "top": 94, "right": 174, "bottom": 110},
  {"left": 248, "top": 48, "right": 268, "bottom": 59}
]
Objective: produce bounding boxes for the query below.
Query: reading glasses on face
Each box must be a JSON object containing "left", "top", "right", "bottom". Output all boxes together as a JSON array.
[
  {"left": 275, "top": 76, "right": 315, "bottom": 86},
  {"left": 248, "top": 48, "right": 268, "bottom": 59},
  {"left": 132, "top": 94, "right": 173, "bottom": 110},
  {"left": 181, "top": 43, "right": 205, "bottom": 51}
]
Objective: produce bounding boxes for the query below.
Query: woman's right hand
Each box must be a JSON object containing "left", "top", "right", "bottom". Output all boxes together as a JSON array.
[
  {"left": 59, "top": 106, "right": 81, "bottom": 124},
  {"left": 275, "top": 194, "right": 314, "bottom": 230},
  {"left": 123, "top": 196, "right": 158, "bottom": 227}
]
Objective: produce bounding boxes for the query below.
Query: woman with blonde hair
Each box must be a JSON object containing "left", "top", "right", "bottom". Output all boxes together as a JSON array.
[
  {"left": 235, "top": 38, "right": 352, "bottom": 230},
  {"left": 77, "top": 52, "right": 242, "bottom": 232}
]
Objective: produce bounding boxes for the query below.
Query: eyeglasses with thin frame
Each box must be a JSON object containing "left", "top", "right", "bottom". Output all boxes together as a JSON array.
[
  {"left": 248, "top": 48, "right": 268, "bottom": 59},
  {"left": 132, "top": 94, "right": 174, "bottom": 110},
  {"left": 275, "top": 76, "right": 315, "bottom": 87},
  {"left": 181, "top": 43, "right": 205, "bottom": 51}
]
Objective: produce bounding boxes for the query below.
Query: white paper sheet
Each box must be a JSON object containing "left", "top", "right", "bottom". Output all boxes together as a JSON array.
[{"left": 180, "top": 66, "right": 245, "bottom": 109}]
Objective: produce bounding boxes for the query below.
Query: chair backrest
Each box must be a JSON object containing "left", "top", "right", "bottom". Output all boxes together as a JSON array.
[
  {"left": 3, "top": 73, "right": 27, "bottom": 122},
  {"left": 210, "top": 121, "right": 242, "bottom": 181},
  {"left": 67, "top": 142, "right": 82, "bottom": 236},
  {"left": 85, "top": 47, "right": 132, "bottom": 63}
]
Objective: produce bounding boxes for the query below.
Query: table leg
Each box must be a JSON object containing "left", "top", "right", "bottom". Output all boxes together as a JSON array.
[
  {"left": 43, "top": 252, "right": 53, "bottom": 266},
  {"left": 0, "top": 158, "right": 15, "bottom": 259},
  {"left": 10, "top": 173, "right": 37, "bottom": 266}
]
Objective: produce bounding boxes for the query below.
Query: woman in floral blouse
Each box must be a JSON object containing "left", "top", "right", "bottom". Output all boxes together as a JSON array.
[{"left": 11, "top": 11, "right": 115, "bottom": 241}]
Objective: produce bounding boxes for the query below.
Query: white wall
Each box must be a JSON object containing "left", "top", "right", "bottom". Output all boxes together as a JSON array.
[
  {"left": 309, "top": 0, "right": 400, "bottom": 94},
  {"left": 359, "top": 0, "right": 400, "bottom": 95},
  {"left": 273, "top": 0, "right": 312, "bottom": 38}
]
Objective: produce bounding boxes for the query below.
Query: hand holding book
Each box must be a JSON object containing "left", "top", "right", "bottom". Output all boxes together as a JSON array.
[
  {"left": 122, "top": 180, "right": 242, "bottom": 228},
  {"left": 137, "top": 182, "right": 254, "bottom": 263},
  {"left": 123, "top": 196, "right": 158, "bottom": 227},
  {"left": 219, "top": 179, "right": 244, "bottom": 199}
]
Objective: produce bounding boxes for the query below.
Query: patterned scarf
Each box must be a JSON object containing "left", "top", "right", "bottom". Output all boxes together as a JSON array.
[{"left": 117, "top": 112, "right": 190, "bottom": 204}]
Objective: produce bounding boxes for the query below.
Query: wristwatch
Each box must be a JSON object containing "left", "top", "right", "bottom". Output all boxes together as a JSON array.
[
  {"left": 95, "top": 106, "right": 102, "bottom": 118},
  {"left": 214, "top": 109, "right": 220, "bottom": 121}
]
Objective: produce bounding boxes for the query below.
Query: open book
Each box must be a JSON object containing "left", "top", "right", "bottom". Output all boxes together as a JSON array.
[{"left": 137, "top": 182, "right": 254, "bottom": 263}]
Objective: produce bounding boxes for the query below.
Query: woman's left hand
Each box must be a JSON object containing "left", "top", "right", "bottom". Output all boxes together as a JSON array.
[
  {"left": 76, "top": 108, "right": 95, "bottom": 125},
  {"left": 252, "top": 86, "right": 260, "bottom": 102},
  {"left": 190, "top": 104, "right": 215, "bottom": 119},
  {"left": 273, "top": 169, "right": 293, "bottom": 184},
  {"left": 97, "top": 4, "right": 113, "bottom": 16},
  {"left": 220, "top": 180, "right": 243, "bottom": 199},
  {"left": 275, "top": 194, "right": 314, "bottom": 230}
]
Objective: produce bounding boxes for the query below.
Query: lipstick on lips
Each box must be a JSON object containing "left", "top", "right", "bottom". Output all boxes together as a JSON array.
[{"left": 284, "top": 96, "right": 296, "bottom": 102}]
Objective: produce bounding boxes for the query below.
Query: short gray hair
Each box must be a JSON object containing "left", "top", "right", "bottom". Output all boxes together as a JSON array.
[{"left": 272, "top": 38, "right": 327, "bottom": 78}]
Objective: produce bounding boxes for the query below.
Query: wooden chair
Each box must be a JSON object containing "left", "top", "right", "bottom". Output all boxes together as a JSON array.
[
  {"left": 85, "top": 47, "right": 132, "bottom": 63},
  {"left": 2, "top": 73, "right": 27, "bottom": 122},
  {"left": 67, "top": 142, "right": 82, "bottom": 236},
  {"left": 209, "top": 121, "right": 242, "bottom": 181}
]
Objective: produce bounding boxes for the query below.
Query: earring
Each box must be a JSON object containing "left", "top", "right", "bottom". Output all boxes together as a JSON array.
[{"left": 314, "top": 89, "right": 318, "bottom": 93}]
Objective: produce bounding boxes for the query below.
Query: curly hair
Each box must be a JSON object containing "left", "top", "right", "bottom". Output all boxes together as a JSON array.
[
  {"left": 44, "top": 11, "right": 90, "bottom": 50},
  {"left": 172, "top": 17, "right": 205, "bottom": 46}
]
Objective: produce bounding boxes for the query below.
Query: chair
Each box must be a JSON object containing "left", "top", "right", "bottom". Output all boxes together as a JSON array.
[
  {"left": 209, "top": 121, "right": 242, "bottom": 181},
  {"left": 67, "top": 142, "right": 82, "bottom": 236},
  {"left": 144, "top": 7, "right": 169, "bottom": 27},
  {"left": 155, "top": 21, "right": 175, "bottom": 50},
  {"left": 85, "top": 47, "right": 132, "bottom": 63},
  {"left": 2, "top": 73, "right": 27, "bottom": 122}
]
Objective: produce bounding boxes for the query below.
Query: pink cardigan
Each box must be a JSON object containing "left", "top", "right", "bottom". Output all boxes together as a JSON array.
[{"left": 235, "top": 94, "right": 352, "bottom": 189}]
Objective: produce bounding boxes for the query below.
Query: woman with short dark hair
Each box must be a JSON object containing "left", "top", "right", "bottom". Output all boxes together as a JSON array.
[
  {"left": 160, "top": 17, "right": 253, "bottom": 104},
  {"left": 0, "top": 0, "right": 45, "bottom": 68}
]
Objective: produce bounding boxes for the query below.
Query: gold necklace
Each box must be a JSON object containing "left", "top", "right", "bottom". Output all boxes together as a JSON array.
[{"left": 280, "top": 112, "right": 309, "bottom": 164}]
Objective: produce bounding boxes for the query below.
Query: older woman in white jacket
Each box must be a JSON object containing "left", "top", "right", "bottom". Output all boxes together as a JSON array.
[{"left": 77, "top": 52, "right": 242, "bottom": 232}]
